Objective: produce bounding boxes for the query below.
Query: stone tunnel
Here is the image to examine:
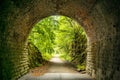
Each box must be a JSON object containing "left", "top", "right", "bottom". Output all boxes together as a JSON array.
[{"left": 0, "top": 0, "right": 120, "bottom": 80}]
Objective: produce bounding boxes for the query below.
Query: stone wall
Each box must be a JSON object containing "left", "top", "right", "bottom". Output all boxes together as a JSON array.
[
  {"left": 0, "top": 1, "right": 30, "bottom": 79},
  {"left": 0, "top": 0, "right": 120, "bottom": 80},
  {"left": 0, "top": 39, "right": 29, "bottom": 80},
  {"left": 86, "top": 0, "right": 120, "bottom": 80},
  {"left": 28, "top": 42, "right": 46, "bottom": 68}
]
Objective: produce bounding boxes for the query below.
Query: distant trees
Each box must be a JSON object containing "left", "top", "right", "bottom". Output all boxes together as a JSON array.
[
  {"left": 28, "top": 16, "right": 57, "bottom": 55},
  {"left": 28, "top": 15, "right": 87, "bottom": 70}
]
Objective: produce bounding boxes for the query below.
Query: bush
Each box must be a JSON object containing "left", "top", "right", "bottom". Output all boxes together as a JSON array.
[
  {"left": 77, "top": 63, "right": 86, "bottom": 71},
  {"left": 28, "top": 42, "right": 46, "bottom": 68}
]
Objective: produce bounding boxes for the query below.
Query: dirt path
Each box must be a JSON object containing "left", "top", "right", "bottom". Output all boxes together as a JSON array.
[
  {"left": 48, "top": 54, "right": 78, "bottom": 73},
  {"left": 18, "top": 54, "right": 93, "bottom": 80}
]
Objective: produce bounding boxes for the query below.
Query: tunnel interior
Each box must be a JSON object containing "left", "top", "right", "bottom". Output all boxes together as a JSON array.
[{"left": 0, "top": 0, "right": 120, "bottom": 80}]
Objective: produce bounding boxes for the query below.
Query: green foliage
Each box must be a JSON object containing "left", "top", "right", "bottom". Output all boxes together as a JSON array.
[
  {"left": 28, "top": 16, "right": 58, "bottom": 61},
  {"left": 77, "top": 63, "right": 86, "bottom": 71},
  {"left": 28, "top": 15, "right": 87, "bottom": 71},
  {"left": 60, "top": 52, "right": 72, "bottom": 62},
  {"left": 28, "top": 42, "right": 46, "bottom": 68},
  {"left": 54, "top": 16, "right": 87, "bottom": 71},
  {"left": 41, "top": 53, "right": 53, "bottom": 61}
]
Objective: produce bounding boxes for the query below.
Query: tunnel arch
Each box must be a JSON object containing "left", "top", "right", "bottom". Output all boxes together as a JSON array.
[
  {"left": 0, "top": 0, "right": 120, "bottom": 80},
  {"left": 28, "top": 14, "right": 89, "bottom": 72}
]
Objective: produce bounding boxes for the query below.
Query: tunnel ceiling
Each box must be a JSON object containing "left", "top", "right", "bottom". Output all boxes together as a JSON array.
[{"left": 1, "top": 0, "right": 98, "bottom": 42}]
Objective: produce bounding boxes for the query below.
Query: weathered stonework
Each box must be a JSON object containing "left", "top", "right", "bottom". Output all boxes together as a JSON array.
[{"left": 0, "top": 0, "right": 120, "bottom": 80}]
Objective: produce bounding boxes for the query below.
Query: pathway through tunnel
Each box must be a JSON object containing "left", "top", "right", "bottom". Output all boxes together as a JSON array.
[
  {"left": 19, "top": 15, "right": 92, "bottom": 80},
  {"left": 48, "top": 54, "right": 77, "bottom": 73},
  {"left": 19, "top": 54, "right": 93, "bottom": 80}
]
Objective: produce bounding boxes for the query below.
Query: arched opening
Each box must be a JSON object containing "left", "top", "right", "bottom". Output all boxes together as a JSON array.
[{"left": 26, "top": 15, "right": 89, "bottom": 77}]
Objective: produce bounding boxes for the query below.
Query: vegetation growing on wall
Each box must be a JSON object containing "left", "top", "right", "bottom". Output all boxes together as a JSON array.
[
  {"left": 28, "top": 15, "right": 87, "bottom": 70},
  {"left": 54, "top": 16, "right": 87, "bottom": 71},
  {"left": 28, "top": 42, "right": 47, "bottom": 68}
]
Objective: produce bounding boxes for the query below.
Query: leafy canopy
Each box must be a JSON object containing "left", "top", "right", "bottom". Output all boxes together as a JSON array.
[{"left": 28, "top": 15, "right": 87, "bottom": 66}]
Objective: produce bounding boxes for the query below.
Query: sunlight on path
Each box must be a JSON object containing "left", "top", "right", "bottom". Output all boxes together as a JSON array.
[
  {"left": 50, "top": 54, "right": 63, "bottom": 63},
  {"left": 18, "top": 54, "right": 93, "bottom": 80},
  {"left": 48, "top": 54, "right": 78, "bottom": 73}
]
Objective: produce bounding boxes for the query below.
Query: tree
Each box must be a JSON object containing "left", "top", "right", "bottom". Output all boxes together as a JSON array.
[{"left": 28, "top": 15, "right": 87, "bottom": 70}]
